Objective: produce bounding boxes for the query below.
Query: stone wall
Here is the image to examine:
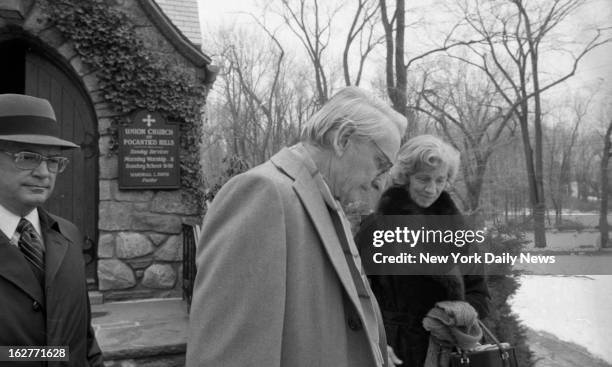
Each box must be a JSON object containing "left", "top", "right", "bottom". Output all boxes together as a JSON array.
[
  {"left": 97, "top": 184, "right": 200, "bottom": 300},
  {"left": 2, "top": 0, "right": 208, "bottom": 301}
]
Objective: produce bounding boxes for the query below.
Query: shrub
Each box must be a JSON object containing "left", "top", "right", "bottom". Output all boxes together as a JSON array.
[
  {"left": 484, "top": 224, "right": 534, "bottom": 366},
  {"left": 203, "top": 155, "right": 250, "bottom": 209}
]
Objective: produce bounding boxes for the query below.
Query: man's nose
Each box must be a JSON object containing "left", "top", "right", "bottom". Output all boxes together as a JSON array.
[{"left": 31, "top": 160, "right": 52, "bottom": 176}]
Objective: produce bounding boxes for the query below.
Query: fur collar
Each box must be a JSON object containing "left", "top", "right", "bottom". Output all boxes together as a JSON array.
[
  {"left": 374, "top": 187, "right": 467, "bottom": 301},
  {"left": 377, "top": 186, "right": 460, "bottom": 216}
]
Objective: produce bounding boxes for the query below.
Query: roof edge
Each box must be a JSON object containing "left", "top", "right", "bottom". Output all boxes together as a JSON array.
[{"left": 138, "top": 0, "right": 211, "bottom": 67}]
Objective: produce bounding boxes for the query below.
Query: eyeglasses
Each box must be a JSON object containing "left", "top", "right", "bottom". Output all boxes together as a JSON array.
[
  {"left": 368, "top": 138, "right": 393, "bottom": 191},
  {"left": 0, "top": 150, "right": 70, "bottom": 173},
  {"left": 369, "top": 138, "right": 393, "bottom": 175}
]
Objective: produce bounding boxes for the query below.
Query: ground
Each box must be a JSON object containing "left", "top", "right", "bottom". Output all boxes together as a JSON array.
[
  {"left": 526, "top": 328, "right": 611, "bottom": 367},
  {"left": 508, "top": 211, "right": 612, "bottom": 365}
]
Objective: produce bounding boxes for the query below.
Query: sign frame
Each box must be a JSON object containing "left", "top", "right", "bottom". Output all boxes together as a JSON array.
[{"left": 118, "top": 110, "right": 181, "bottom": 190}]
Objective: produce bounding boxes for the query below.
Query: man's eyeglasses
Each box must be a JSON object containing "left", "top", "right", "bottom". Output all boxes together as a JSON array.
[
  {"left": 368, "top": 138, "right": 393, "bottom": 190},
  {"left": 1, "top": 151, "right": 70, "bottom": 173},
  {"left": 369, "top": 138, "right": 393, "bottom": 174}
]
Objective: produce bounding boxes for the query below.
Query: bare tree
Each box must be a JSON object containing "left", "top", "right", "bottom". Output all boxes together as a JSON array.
[
  {"left": 484, "top": 136, "right": 531, "bottom": 224},
  {"left": 276, "top": 0, "right": 344, "bottom": 105},
  {"left": 209, "top": 26, "right": 309, "bottom": 165},
  {"left": 343, "top": 0, "right": 382, "bottom": 86},
  {"left": 544, "top": 96, "right": 591, "bottom": 226},
  {"left": 413, "top": 61, "right": 515, "bottom": 222},
  {"left": 546, "top": 120, "right": 580, "bottom": 226},
  {"left": 574, "top": 133, "right": 600, "bottom": 201},
  {"left": 378, "top": 1, "right": 490, "bottom": 135},
  {"left": 449, "top": 0, "right": 611, "bottom": 247}
]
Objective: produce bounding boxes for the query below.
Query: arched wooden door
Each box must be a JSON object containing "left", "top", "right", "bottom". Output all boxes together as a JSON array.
[{"left": 23, "top": 50, "right": 99, "bottom": 287}]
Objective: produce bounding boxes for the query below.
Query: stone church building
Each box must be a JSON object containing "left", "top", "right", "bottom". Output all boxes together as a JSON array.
[{"left": 0, "top": 0, "right": 215, "bottom": 301}]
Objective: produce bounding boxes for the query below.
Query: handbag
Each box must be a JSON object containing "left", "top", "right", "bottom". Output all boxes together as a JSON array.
[{"left": 449, "top": 320, "right": 518, "bottom": 367}]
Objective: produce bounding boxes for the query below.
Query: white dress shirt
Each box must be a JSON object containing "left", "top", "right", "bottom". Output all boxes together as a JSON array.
[{"left": 0, "top": 204, "right": 43, "bottom": 247}]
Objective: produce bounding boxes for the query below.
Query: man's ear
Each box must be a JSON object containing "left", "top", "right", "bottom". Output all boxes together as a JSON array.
[{"left": 332, "top": 124, "right": 356, "bottom": 156}]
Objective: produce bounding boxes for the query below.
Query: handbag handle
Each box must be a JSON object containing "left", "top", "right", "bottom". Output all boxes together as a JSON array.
[
  {"left": 454, "top": 321, "right": 513, "bottom": 366},
  {"left": 478, "top": 320, "right": 502, "bottom": 346},
  {"left": 477, "top": 320, "right": 512, "bottom": 364}
]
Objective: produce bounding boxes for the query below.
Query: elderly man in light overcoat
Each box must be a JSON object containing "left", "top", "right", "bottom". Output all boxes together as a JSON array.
[{"left": 187, "top": 87, "right": 407, "bottom": 367}]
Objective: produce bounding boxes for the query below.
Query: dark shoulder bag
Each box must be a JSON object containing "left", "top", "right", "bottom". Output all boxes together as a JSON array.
[{"left": 450, "top": 320, "right": 518, "bottom": 367}]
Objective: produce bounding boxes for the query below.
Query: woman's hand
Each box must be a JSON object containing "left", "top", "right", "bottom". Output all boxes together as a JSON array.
[{"left": 387, "top": 345, "right": 403, "bottom": 366}]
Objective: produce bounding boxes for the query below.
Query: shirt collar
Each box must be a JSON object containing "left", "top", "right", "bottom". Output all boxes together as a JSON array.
[
  {"left": 0, "top": 204, "right": 42, "bottom": 243},
  {"left": 289, "top": 144, "right": 340, "bottom": 211}
]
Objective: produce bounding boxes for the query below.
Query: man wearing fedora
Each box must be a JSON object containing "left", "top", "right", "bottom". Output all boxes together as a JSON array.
[{"left": 0, "top": 94, "right": 103, "bottom": 366}]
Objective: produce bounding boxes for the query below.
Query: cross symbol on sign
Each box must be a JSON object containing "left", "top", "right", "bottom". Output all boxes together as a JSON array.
[{"left": 142, "top": 114, "right": 156, "bottom": 127}]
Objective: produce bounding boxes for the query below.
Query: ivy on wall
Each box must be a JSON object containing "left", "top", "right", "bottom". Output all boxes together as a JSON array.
[{"left": 45, "top": 0, "right": 208, "bottom": 215}]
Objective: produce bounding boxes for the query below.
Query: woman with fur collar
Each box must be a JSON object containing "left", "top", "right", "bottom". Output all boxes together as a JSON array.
[{"left": 356, "top": 135, "right": 490, "bottom": 366}]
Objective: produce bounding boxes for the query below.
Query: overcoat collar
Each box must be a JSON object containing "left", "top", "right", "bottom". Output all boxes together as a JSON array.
[
  {"left": 270, "top": 145, "right": 366, "bottom": 319},
  {"left": 0, "top": 207, "right": 71, "bottom": 304}
]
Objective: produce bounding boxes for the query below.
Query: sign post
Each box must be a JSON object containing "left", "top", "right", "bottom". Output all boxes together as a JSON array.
[{"left": 118, "top": 110, "right": 180, "bottom": 189}]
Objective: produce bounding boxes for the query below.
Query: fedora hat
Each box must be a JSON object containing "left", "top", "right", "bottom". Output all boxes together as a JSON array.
[{"left": 0, "top": 94, "right": 79, "bottom": 148}]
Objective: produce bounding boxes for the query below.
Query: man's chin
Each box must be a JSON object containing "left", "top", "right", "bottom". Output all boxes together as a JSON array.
[{"left": 20, "top": 193, "right": 50, "bottom": 208}]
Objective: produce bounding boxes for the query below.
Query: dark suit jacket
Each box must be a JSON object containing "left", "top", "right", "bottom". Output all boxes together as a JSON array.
[{"left": 0, "top": 208, "right": 103, "bottom": 367}]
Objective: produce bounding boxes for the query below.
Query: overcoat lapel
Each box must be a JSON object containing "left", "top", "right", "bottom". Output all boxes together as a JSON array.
[
  {"left": 270, "top": 147, "right": 366, "bottom": 320},
  {"left": 39, "top": 209, "right": 68, "bottom": 285},
  {"left": 0, "top": 232, "right": 45, "bottom": 304}
]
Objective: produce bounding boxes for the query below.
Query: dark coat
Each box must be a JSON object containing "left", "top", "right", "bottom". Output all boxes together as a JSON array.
[
  {"left": 356, "top": 187, "right": 490, "bottom": 366},
  {"left": 0, "top": 208, "right": 103, "bottom": 367}
]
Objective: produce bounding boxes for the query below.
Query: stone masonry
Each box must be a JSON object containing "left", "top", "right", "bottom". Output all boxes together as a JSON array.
[{"left": 97, "top": 183, "right": 199, "bottom": 300}]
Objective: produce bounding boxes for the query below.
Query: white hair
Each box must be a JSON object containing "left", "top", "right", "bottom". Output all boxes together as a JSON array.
[
  {"left": 300, "top": 87, "right": 406, "bottom": 149},
  {"left": 389, "top": 134, "right": 460, "bottom": 187}
]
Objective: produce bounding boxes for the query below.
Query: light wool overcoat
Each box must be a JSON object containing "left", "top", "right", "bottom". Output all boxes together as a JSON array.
[{"left": 186, "top": 146, "right": 388, "bottom": 367}]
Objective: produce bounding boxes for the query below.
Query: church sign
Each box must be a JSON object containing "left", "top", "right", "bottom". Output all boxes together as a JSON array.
[{"left": 118, "top": 110, "right": 180, "bottom": 189}]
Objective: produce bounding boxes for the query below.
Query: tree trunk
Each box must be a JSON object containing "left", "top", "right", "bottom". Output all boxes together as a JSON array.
[
  {"left": 379, "top": 0, "right": 408, "bottom": 130},
  {"left": 466, "top": 185, "right": 484, "bottom": 228},
  {"left": 528, "top": 49, "right": 547, "bottom": 246},
  {"left": 465, "top": 158, "right": 487, "bottom": 227},
  {"left": 517, "top": 107, "right": 547, "bottom": 246},
  {"left": 514, "top": 1, "right": 548, "bottom": 247},
  {"left": 600, "top": 121, "right": 611, "bottom": 248},
  {"left": 533, "top": 203, "right": 547, "bottom": 247}
]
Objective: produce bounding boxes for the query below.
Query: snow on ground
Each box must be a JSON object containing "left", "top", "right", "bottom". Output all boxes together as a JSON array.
[
  {"left": 523, "top": 231, "right": 601, "bottom": 251},
  {"left": 560, "top": 212, "right": 611, "bottom": 228},
  {"left": 510, "top": 275, "right": 612, "bottom": 364}
]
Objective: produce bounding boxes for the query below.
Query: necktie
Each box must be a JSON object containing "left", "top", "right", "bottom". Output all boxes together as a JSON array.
[{"left": 17, "top": 218, "right": 46, "bottom": 285}]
